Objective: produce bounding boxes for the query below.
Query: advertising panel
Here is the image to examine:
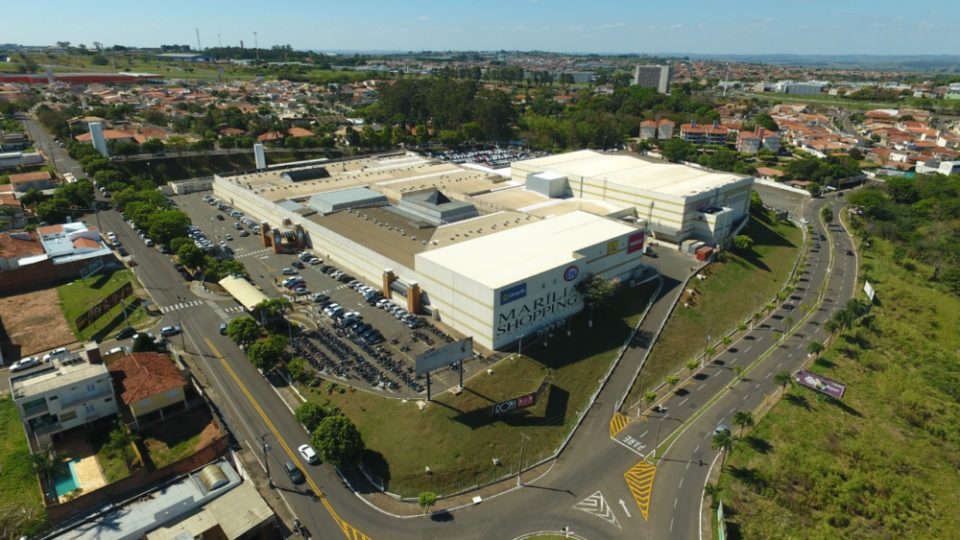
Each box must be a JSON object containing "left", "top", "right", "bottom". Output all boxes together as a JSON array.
[
  {"left": 492, "top": 380, "right": 550, "bottom": 416},
  {"left": 793, "top": 369, "right": 846, "bottom": 399},
  {"left": 75, "top": 282, "right": 134, "bottom": 331},
  {"left": 500, "top": 283, "right": 527, "bottom": 306},
  {"left": 606, "top": 240, "right": 620, "bottom": 255},
  {"left": 627, "top": 231, "right": 646, "bottom": 254},
  {"left": 415, "top": 338, "right": 473, "bottom": 376}
]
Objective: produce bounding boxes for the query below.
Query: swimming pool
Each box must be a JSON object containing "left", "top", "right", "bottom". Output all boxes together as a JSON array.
[{"left": 52, "top": 459, "right": 81, "bottom": 497}]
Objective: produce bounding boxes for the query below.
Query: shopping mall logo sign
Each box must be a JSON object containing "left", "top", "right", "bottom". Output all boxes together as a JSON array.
[
  {"left": 500, "top": 283, "right": 527, "bottom": 305},
  {"left": 563, "top": 265, "right": 580, "bottom": 282}
]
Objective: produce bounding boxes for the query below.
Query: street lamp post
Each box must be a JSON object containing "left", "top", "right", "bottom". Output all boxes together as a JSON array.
[
  {"left": 516, "top": 433, "right": 530, "bottom": 487},
  {"left": 260, "top": 434, "right": 273, "bottom": 487}
]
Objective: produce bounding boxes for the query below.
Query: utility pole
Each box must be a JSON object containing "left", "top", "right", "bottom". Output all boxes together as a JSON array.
[{"left": 260, "top": 434, "right": 272, "bottom": 487}]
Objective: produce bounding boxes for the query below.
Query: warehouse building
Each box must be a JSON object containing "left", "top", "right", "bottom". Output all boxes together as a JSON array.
[
  {"left": 212, "top": 150, "right": 749, "bottom": 349},
  {"left": 510, "top": 150, "right": 753, "bottom": 245}
]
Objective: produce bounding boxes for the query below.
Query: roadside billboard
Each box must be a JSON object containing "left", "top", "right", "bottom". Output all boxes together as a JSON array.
[
  {"left": 863, "top": 281, "right": 876, "bottom": 302},
  {"left": 492, "top": 380, "right": 550, "bottom": 416},
  {"left": 415, "top": 338, "right": 473, "bottom": 376},
  {"left": 75, "top": 282, "right": 134, "bottom": 331},
  {"left": 793, "top": 369, "right": 846, "bottom": 399}
]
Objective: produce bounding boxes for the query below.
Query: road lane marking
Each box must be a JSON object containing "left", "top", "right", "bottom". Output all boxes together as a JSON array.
[
  {"left": 623, "top": 460, "right": 656, "bottom": 521},
  {"left": 697, "top": 383, "right": 706, "bottom": 391},
  {"left": 574, "top": 491, "right": 621, "bottom": 529},
  {"left": 610, "top": 411, "right": 631, "bottom": 438},
  {"left": 679, "top": 397, "right": 689, "bottom": 406},
  {"left": 619, "top": 499, "right": 632, "bottom": 518},
  {"left": 204, "top": 338, "right": 370, "bottom": 540}
]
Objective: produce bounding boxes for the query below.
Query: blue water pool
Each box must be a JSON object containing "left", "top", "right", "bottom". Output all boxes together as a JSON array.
[{"left": 52, "top": 459, "right": 80, "bottom": 497}]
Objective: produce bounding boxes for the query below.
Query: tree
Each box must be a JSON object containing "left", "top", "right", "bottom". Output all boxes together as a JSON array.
[
  {"left": 821, "top": 206, "right": 834, "bottom": 224},
  {"left": 667, "top": 374, "right": 680, "bottom": 387},
  {"left": 732, "top": 234, "right": 754, "bottom": 251},
  {"left": 147, "top": 209, "right": 191, "bottom": 245},
  {"left": 732, "top": 411, "right": 754, "bottom": 440},
  {"left": 252, "top": 297, "right": 291, "bottom": 329},
  {"left": 686, "top": 359, "right": 699, "bottom": 372},
  {"left": 643, "top": 390, "right": 657, "bottom": 404},
  {"left": 806, "top": 341, "right": 824, "bottom": 359},
  {"left": 703, "top": 482, "right": 725, "bottom": 509},
  {"left": 711, "top": 429, "right": 734, "bottom": 473},
  {"left": 661, "top": 138, "right": 694, "bottom": 162},
  {"left": 140, "top": 138, "right": 165, "bottom": 155},
  {"left": 227, "top": 316, "right": 262, "bottom": 348},
  {"left": 176, "top": 243, "right": 206, "bottom": 269},
  {"left": 287, "top": 356, "right": 308, "bottom": 382},
  {"left": 29, "top": 446, "right": 59, "bottom": 478},
  {"left": 753, "top": 112, "right": 779, "bottom": 132},
  {"left": 106, "top": 422, "right": 137, "bottom": 465},
  {"left": 311, "top": 415, "right": 364, "bottom": 469},
  {"left": 247, "top": 334, "right": 288, "bottom": 371},
  {"left": 774, "top": 370, "right": 792, "bottom": 397},
  {"left": 575, "top": 274, "right": 618, "bottom": 322},
  {"left": 418, "top": 491, "right": 438, "bottom": 514},
  {"left": 295, "top": 401, "right": 330, "bottom": 432}
]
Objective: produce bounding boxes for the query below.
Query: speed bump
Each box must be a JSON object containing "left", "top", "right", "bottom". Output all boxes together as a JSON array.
[{"left": 624, "top": 460, "right": 657, "bottom": 521}]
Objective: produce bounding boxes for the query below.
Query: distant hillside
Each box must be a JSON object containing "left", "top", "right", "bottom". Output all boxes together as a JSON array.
[{"left": 682, "top": 53, "right": 960, "bottom": 73}]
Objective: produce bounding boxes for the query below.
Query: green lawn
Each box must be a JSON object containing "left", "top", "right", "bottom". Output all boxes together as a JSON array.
[
  {"left": 300, "top": 282, "right": 656, "bottom": 497},
  {"left": 57, "top": 269, "right": 150, "bottom": 342},
  {"left": 718, "top": 234, "right": 960, "bottom": 538},
  {"left": 625, "top": 213, "right": 803, "bottom": 409},
  {"left": 141, "top": 409, "right": 214, "bottom": 469},
  {"left": 90, "top": 428, "right": 135, "bottom": 484},
  {"left": 0, "top": 398, "right": 47, "bottom": 536}
]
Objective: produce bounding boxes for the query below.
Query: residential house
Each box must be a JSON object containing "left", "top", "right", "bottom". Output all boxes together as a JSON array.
[
  {"left": 9, "top": 170, "right": 55, "bottom": 192},
  {"left": 10, "top": 353, "right": 118, "bottom": 448},
  {"left": 680, "top": 121, "right": 728, "bottom": 145},
  {"left": 108, "top": 352, "right": 188, "bottom": 429}
]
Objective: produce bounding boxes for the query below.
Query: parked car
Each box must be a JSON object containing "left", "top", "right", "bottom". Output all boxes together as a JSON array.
[
  {"left": 10, "top": 356, "right": 41, "bottom": 372},
  {"left": 239, "top": 230, "right": 250, "bottom": 237},
  {"left": 115, "top": 327, "right": 136, "bottom": 340},
  {"left": 219, "top": 322, "right": 228, "bottom": 335},
  {"left": 281, "top": 267, "right": 298, "bottom": 276},
  {"left": 284, "top": 460, "right": 306, "bottom": 484},
  {"left": 298, "top": 444, "right": 319, "bottom": 465},
  {"left": 160, "top": 325, "right": 182, "bottom": 337},
  {"left": 216, "top": 214, "right": 225, "bottom": 221},
  {"left": 42, "top": 347, "right": 69, "bottom": 362},
  {"left": 292, "top": 260, "right": 305, "bottom": 269}
]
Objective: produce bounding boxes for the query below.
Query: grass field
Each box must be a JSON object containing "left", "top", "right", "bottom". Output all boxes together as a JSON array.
[
  {"left": 300, "top": 282, "right": 656, "bottom": 497},
  {"left": 717, "top": 233, "right": 960, "bottom": 538},
  {"left": 625, "top": 213, "right": 803, "bottom": 409},
  {"left": 56, "top": 269, "right": 149, "bottom": 342},
  {"left": 90, "top": 427, "right": 134, "bottom": 484},
  {"left": 141, "top": 409, "right": 219, "bottom": 469},
  {"left": 0, "top": 398, "right": 47, "bottom": 536}
]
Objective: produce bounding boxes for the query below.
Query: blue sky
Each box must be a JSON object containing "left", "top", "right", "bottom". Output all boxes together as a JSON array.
[{"left": 5, "top": 0, "right": 959, "bottom": 55}]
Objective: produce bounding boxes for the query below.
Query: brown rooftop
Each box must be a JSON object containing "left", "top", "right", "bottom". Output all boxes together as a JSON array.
[
  {"left": 0, "top": 231, "right": 43, "bottom": 258},
  {"left": 8, "top": 171, "right": 53, "bottom": 183},
  {"left": 108, "top": 352, "right": 187, "bottom": 405}
]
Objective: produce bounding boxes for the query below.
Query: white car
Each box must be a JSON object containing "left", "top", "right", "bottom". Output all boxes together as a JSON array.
[
  {"left": 10, "top": 356, "right": 41, "bottom": 372},
  {"left": 298, "top": 444, "right": 319, "bottom": 465},
  {"left": 42, "top": 347, "right": 69, "bottom": 362}
]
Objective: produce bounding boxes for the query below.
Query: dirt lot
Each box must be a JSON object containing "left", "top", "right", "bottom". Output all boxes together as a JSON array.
[{"left": 0, "top": 288, "right": 75, "bottom": 357}]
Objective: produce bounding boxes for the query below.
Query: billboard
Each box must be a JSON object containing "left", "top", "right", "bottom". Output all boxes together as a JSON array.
[
  {"left": 415, "top": 338, "right": 473, "bottom": 376},
  {"left": 500, "top": 283, "right": 527, "bottom": 305},
  {"left": 793, "top": 369, "right": 846, "bottom": 399},
  {"left": 627, "top": 231, "right": 646, "bottom": 254},
  {"left": 492, "top": 380, "right": 550, "bottom": 416},
  {"left": 75, "top": 282, "right": 134, "bottom": 331}
]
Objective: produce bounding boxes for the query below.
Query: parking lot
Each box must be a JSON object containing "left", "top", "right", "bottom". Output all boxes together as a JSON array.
[{"left": 174, "top": 192, "right": 493, "bottom": 398}]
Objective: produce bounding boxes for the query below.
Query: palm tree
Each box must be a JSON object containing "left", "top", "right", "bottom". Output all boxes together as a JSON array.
[
  {"left": 732, "top": 411, "right": 754, "bottom": 440},
  {"left": 712, "top": 430, "right": 735, "bottom": 473},
  {"left": 703, "top": 482, "right": 725, "bottom": 509},
  {"left": 806, "top": 341, "right": 824, "bottom": 359},
  {"left": 774, "top": 370, "right": 793, "bottom": 397}
]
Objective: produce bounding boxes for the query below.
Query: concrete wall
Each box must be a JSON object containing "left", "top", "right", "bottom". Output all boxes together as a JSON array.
[
  {"left": 0, "top": 255, "right": 115, "bottom": 296},
  {"left": 131, "top": 386, "right": 186, "bottom": 418}
]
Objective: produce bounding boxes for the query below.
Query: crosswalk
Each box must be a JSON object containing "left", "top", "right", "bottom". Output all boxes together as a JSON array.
[
  {"left": 159, "top": 300, "right": 204, "bottom": 313},
  {"left": 205, "top": 300, "right": 244, "bottom": 321},
  {"left": 235, "top": 247, "right": 274, "bottom": 259},
  {"left": 574, "top": 490, "right": 621, "bottom": 529}
]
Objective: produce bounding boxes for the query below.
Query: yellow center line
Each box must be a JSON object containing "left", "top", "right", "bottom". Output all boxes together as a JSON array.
[{"left": 204, "top": 338, "right": 369, "bottom": 540}]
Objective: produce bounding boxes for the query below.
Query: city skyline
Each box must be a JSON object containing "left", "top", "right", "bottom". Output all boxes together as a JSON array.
[{"left": 4, "top": 0, "right": 959, "bottom": 56}]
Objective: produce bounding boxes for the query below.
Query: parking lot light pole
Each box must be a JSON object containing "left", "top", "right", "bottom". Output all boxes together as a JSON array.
[{"left": 517, "top": 433, "right": 530, "bottom": 487}]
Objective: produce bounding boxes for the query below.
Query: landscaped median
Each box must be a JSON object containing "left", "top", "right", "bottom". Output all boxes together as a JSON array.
[
  {"left": 292, "top": 282, "right": 657, "bottom": 498},
  {"left": 624, "top": 210, "right": 804, "bottom": 410}
]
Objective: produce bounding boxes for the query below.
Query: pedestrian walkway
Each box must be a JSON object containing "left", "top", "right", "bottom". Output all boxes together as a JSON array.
[
  {"left": 235, "top": 247, "right": 273, "bottom": 259},
  {"left": 204, "top": 299, "right": 244, "bottom": 321},
  {"left": 158, "top": 300, "right": 204, "bottom": 313}
]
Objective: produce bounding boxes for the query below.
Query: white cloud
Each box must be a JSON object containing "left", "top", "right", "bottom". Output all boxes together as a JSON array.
[
  {"left": 418, "top": 15, "right": 429, "bottom": 21},
  {"left": 669, "top": 24, "right": 683, "bottom": 29},
  {"left": 602, "top": 22, "right": 626, "bottom": 29}
]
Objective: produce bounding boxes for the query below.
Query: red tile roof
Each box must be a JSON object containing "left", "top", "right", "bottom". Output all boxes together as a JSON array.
[
  {"left": 0, "top": 231, "right": 43, "bottom": 258},
  {"left": 108, "top": 352, "right": 187, "bottom": 405},
  {"left": 8, "top": 171, "right": 53, "bottom": 183}
]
